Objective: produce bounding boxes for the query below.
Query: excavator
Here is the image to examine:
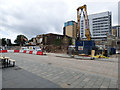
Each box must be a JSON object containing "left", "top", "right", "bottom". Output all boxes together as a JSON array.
[
  {"left": 75, "top": 5, "right": 95, "bottom": 58},
  {"left": 77, "top": 4, "right": 91, "bottom": 41},
  {"left": 75, "top": 5, "right": 108, "bottom": 59}
]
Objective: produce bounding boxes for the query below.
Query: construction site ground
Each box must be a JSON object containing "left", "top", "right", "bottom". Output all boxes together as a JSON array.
[{"left": 1, "top": 53, "right": 119, "bottom": 88}]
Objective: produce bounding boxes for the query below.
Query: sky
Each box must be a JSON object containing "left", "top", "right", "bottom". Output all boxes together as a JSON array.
[{"left": 0, "top": 0, "right": 119, "bottom": 43}]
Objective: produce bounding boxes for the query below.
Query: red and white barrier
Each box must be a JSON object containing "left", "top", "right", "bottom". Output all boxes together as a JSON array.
[
  {"left": 0, "top": 50, "right": 43, "bottom": 55},
  {"left": 0, "top": 50, "right": 8, "bottom": 53},
  {"left": 7, "top": 50, "right": 14, "bottom": 53},
  {"left": 29, "top": 51, "right": 33, "bottom": 54},
  {"left": 14, "top": 50, "right": 20, "bottom": 53},
  {"left": 20, "top": 50, "right": 24, "bottom": 53}
]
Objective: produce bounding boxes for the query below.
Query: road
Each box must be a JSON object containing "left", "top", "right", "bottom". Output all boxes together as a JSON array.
[{"left": 2, "top": 53, "right": 118, "bottom": 88}]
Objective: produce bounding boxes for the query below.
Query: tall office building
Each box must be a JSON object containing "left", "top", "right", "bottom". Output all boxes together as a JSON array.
[
  {"left": 63, "top": 21, "right": 77, "bottom": 38},
  {"left": 80, "top": 11, "right": 112, "bottom": 40}
]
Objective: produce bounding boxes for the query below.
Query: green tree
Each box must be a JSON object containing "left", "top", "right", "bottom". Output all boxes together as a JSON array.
[
  {"left": 14, "top": 35, "right": 28, "bottom": 46},
  {"left": 7, "top": 39, "right": 12, "bottom": 46},
  {"left": 2, "top": 38, "right": 6, "bottom": 46},
  {"left": 68, "top": 38, "right": 72, "bottom": 45},
  {"left": 54, "top": 39, "right": 62, "bottom": 46},
  {"left": 28, "top": 38, "right": 33, "bottom": 43}
]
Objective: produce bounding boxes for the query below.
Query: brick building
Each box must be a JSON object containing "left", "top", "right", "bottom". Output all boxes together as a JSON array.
[
  {"left": 63, "top": 21, "right": 77, "bottom": 39},
  {"left": 32, "top": 33, "right": 72, "bottom": 53},
  {"left": 36, "top": 33, "right": 64, "bottom": 45}
]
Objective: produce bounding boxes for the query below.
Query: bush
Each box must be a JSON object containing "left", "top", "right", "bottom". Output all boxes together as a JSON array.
[{"left": 54, "top": 39, "right": 62, "bottom": 46}]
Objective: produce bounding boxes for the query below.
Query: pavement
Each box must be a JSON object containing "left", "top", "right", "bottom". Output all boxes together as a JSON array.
[
  {"left": 1, "top": 53, "right": 119, "bottom": 88},
  {"left": 2, "top": 66, "right": 60, "bottom": 88},
  {"left": 48, "top": 53, "right": 118, "bottom": 61}
]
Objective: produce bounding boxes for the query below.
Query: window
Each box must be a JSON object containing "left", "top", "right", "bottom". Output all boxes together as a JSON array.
[{"left": 64, "top": 23, "right": 67, "bottom": 27}]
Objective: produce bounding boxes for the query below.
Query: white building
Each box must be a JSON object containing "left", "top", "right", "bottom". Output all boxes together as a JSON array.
[{"left": 80, "top": 11, "right": 112, "bottom": 40}]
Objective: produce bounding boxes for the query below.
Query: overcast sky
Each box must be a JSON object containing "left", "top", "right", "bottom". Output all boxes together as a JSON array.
[{"left": 0, "top": 0, "right": 119, "bottom": 43}]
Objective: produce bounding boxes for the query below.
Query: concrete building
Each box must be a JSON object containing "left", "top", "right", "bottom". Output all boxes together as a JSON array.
[
  {"left": 80, "top": 11, "right": 112, "bottom": 41},
  {"left": 112, "top": 25, "right": 120, "bottom": 38},
  {"left": 63, "top": 21, "right": 77, "bottom": 38}
]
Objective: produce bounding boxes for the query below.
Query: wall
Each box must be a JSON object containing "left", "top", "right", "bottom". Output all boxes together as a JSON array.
[
  {"left": 112, "top": 29, "right": 117, "bottom": 37},
  {"left": 73, "top": 22, "right": 77, "bottom": 38},
  {"left": 65, "top": 25, "right": 73, "bottom": 38}
]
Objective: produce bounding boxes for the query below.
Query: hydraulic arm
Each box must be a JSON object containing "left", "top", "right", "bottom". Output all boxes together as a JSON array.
[{"left": 77, "top": 5, "right": 91, "bottom": 40}]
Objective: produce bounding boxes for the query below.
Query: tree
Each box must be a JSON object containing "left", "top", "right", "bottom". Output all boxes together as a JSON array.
[
  {"left": 2, "top": 38, "right": 6, "bottom": 46},
  {"left": 28, "top": 38, "right": 33, "bottom": 43},
  {"left": 7, "top": 39, "right": 12, "bottom": 46},
  {"left": 54, "top": 38, "right": 62, "bottom": 46},
  {"left": 14, "top": 35, "right": 28, "bottom": 46},
  {"left": 68, "top": 38, "right": 72, "bottom": 45}
]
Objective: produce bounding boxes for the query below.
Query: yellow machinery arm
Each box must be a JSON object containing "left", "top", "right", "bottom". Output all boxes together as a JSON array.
[{"left": 77, "top": 5, "right": 91, "bottom": 40}]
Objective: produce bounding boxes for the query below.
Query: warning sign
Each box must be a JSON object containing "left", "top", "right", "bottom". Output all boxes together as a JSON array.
[
  {"left": 29, "top": 46, "right": 33, "bottom": 50},
  {"left": 78, "top": 46, "right": 83, "bottom": 50}
]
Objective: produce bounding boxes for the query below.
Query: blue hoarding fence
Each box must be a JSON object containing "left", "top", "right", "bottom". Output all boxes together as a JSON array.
[
  {"left": 110, "top": 48, "right": 116, "bottom": 54},
  {"left": 75, "top": 40, "right": 95, "bottom": 55}
]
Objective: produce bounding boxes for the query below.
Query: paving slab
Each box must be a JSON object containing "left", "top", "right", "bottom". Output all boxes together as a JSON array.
[
  {"left": 2, "top": 66, "right": 61, "bottom": 88},
  {"left": 2, "top": 53, "right": 118, "bottom": 88}
]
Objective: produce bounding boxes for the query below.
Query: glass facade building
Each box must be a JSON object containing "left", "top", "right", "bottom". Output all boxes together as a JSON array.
[{"left": 80, "top": 11, "right": 112, "bottom": 40}]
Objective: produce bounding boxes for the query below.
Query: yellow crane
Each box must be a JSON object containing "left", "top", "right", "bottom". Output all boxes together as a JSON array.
[{"left": 77, "top": 4, "right": 91, "bottom": 40}]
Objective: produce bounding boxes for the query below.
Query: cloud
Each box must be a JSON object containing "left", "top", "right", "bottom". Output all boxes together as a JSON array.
[
  {"left": 0, "top": 0, "right": 119, "bottom": 43},
  {"left": 118, "top": 1, "right": 120, "bottom": 25},
  {"left": 0, "top": 0, "right": 69, "bottom": 42}
]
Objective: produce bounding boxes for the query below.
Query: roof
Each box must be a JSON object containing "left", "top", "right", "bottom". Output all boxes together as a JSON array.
[
  {"left": 64, "top": 20, "right": 76, "bottom": 23},
  {"left": 88, "top": 11, "right": 111, "bottom": 16},
  {"left": 46, "top": 33, "right": 63, "bottom": 36},
  {"left": 36, "top": 33, "right": 64, "bottom": 37}
]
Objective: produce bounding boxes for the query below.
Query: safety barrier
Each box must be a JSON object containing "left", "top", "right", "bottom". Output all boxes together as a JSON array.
[
  {"left": 14, "top": 50, "right": 20, "bottom": 53},
  {"left": 37, "top": 51, "right": 43, "bottom": 55},
  {"left": 23, "top": 50, "right": 27, "bottom": 53},
  {"left": 0, "top": 50, "right": 8, "bottom": 53},
  {"left": 0, "top": 50, "right": 43, "bottom": 55},
  {"left": 29, "top": 51, "right": 33, "bottom": 54}
]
